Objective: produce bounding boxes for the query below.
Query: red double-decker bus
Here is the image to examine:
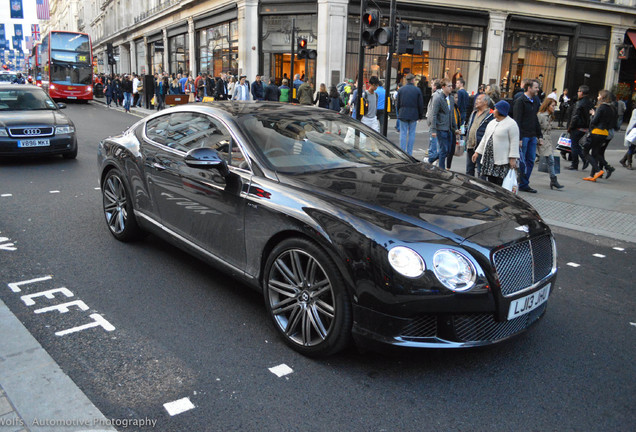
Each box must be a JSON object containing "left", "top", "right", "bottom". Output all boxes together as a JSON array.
[
  {"left": 28, "top": 43, "right": 43, "bottom": 86},
  {"left": 41, "top": 31, "right": 93, "bottom": 101}
]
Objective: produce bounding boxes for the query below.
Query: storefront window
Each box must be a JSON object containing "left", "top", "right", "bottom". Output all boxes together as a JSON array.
[
  {"left": 198, "top": 21, "right": 238, "bottom": 77},
  {"left": 261, "top": 15, "right": 317, "bottom": 85},
  {"left": 346, "top": 17, "right": 484, "bottom": 91},
  {"left": 169, "top": 34, "right": 189, "bottom": 75},
  {"left": 135, "top": 39, "right": 146, "bottom": 75},
  {"left": 151, "top": 41, "right": 164, "bottom": 74},
  {"left": 500, "top": 32, "right": 569, "bottom": 98}
]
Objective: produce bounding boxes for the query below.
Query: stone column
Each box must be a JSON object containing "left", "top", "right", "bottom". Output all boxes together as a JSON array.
[
  {"left": 163, "top": 28, "right": 169, "bottom": 74},
  {"left": 482, "top": 11, "right": 507, "bottom": 87},
  {"left": 188, "top": 17, "right": 196, "bottom": 77},
  {"left": 316, "top": 0, "right": 348, "bottom": 88},
  {"left": 130, "top": 39, "right": 137, "bottom": 74},
  {"left": 119, "top": 43, "right": 131, "bottom": 74},
  {"left": 237, "top": 0, "right": 259, "bottom": 79},
  {"left": 604, "top": 26, "right": 628, "bottom": 90}
]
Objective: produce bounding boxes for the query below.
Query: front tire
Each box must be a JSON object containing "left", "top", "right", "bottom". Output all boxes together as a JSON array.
[
  {"left": 101, "top": 168, "right": 142, "bottom": 242},
  {"left": 263, "top": 238, "right": 352, "bottom": 357}
]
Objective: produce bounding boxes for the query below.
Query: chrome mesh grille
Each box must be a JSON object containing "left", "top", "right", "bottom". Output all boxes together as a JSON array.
[
  {"left": 493, "top": 235, "right": 554, "bottom": 297},
  {"left": 400, "top": 315, "right": 437, "bottom": 338},
  {"left": 454, "top": 303, "right": 547, "bottom": 342},
  {"left": 8, "top": 127, "right": 54, "bottom": 138}
]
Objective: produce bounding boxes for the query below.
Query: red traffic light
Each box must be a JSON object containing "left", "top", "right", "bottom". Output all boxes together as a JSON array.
[
  {"left": 363, "top": 11, "right": 378, "bottom": 27},
  {"left": 298, "top": 38, "right": 307, "bottom": 49}
]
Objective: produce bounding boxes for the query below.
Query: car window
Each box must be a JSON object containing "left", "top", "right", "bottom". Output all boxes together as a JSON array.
[{"left": 0, "top": 89, "right": 58, "bottom": 111}]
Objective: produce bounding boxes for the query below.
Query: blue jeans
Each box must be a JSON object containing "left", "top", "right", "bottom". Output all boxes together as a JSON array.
[
  {"left": 519, "top": 137, "right": 538, "bottom": 189},
  {"left": 437, "top": 130, "right": 453, "bottom": 170},
  {"left": 123, "top": 92, "right": 133, "bottom": 111},
  {"left": 400, "top": 120, "right": 417, "bottom": 155},
  {"left": 428, "top": 133, "right": 439, "bottom": 163}
]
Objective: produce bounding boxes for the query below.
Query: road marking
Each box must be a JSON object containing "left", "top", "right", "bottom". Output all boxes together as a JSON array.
[
  {"left": 613, "top": 247, "right": 625, "bottom": 251},
  {"left": 21, "top": 287, "right": 74, "bottom": 306},
  {"left": 55, "top": 313, "right": 116, "bottom": 336},
  {"left": 49, "top": 190, "right": 60, "bottom": 194},
  {"left": 1, "top": 194, "right": 12, "bottom": 197},
  {"left": 8, "top": 275, "right": 53, "bottom": 293},
  {"left": 163, "top": 397, "right": 195, "bottom": 416},
  {"left": 566, "top": 262, "right": 580, "bottom": 267},
  {"left": 631, "top": 322, "right": 636, "bottom": 327},
  {"left": 593, "top": 254, "right": 605, "bottom": 258},
  {"left": 34, "top": 300, "right": 90, "bottom": 314},
  {"left": 94, "top": 187, "right": 101, "bottom": 190},
  {"left": 269, "top": 364, "right": 294, "bottom": 377}
]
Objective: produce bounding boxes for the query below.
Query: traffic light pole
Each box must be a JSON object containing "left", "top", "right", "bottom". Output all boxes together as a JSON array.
[
  {"left": 381, "top": 0, "right": 397, "bottom": 136},
  {"left": 290, "top": 18, "right": 295, "bottom": 95},
  {"left": 356, "top": 1, "right": 367, "bottom": 120}
]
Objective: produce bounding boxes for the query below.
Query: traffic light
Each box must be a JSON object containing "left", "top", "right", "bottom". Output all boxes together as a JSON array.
[
  {"left": 396, "top": 23, "right": 423, "bottom": 55},
  {"left": 296, "top": 37, "right": 317, "bottom": 60},
  {"left": 106, "top": 42, "right": 116, "bottom": 65},
  {"left": 362, "top": 9, "right": 392, "bottom": 47}
]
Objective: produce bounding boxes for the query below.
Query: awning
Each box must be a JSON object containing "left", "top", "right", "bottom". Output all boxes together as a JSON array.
[{"left": 627, "top": 30, "right": 636, "bottom": 47}]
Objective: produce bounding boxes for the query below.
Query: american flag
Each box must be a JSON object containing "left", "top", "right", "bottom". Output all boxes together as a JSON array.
[
  {"left": 36, "top": 0, "right": 50, "bottom": 20},
  {"left": 31, "top": 24, "right": 40, "bottom": 41}
]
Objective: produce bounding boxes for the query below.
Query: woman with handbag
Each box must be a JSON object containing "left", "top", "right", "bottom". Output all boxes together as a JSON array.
[
  {"left": 583, "top": 90, "right": 616, "bottom": 182},
  {"left": 472, "top": 100, "right": 519, "bottom": 186},
  {"left": 537, "top": 97, "right": 564, "bottom": 189}
]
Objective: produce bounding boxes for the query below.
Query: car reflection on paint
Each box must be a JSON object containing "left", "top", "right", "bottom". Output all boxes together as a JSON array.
[{"left": 97, "top": 102, "right": 557, "bottom": 357}]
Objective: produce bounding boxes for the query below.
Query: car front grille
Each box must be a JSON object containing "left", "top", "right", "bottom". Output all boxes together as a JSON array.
[
  {"left": 8, "top": 127, "right": 55, "bottom": 138},
  {"left": 492, "top": 235, "right": 554, "bottom": 297},
  {"left": 453, "top": 303, "right": 547, "bottom": 342},
  {"left": 400, "top": 315, "right": 437, "bottom": 338}
]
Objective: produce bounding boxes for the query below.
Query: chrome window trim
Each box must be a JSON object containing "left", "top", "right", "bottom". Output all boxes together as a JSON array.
[{"left": 135, "top": 210, "right": 253, "bottom": 280}]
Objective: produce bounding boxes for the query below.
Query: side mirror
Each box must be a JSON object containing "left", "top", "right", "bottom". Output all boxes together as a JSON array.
[
  {"left": 184, "top": 147, "right": 229, "bottom": 176},
  {"left": 57, "top": 103, "right": 67, "bottom": 109}
]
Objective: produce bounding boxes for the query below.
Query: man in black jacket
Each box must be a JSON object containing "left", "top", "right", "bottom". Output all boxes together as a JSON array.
[
  {"left": 263, "top": 78, "right": 280, "bottom": 101},
  {"left": 566, "top": 85, "right": 595, "bottom": 170},
  {"left": 513, "top": 79, "right": 542, "bottom": 193}
]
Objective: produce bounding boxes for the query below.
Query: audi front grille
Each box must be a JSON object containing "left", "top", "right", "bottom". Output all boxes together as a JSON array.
[{"left": 8, "top": 127, "right": 55, "bottom": 138}]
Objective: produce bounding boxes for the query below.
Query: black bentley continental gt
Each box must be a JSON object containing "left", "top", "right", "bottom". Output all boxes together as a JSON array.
[
  {"left": 0, "top": 83, "right": 77, "bottom": 158},
  {"left": 97, "top": 102, "right": 557, "bottom": 356}
]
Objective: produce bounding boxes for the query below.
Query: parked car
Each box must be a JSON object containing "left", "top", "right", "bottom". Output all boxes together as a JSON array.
[
  {"left": 0, "top": 83, "right": 77, "bottom": 158},
  {"left": 97, "top": 102, "right": 557, "bottom": 357}
]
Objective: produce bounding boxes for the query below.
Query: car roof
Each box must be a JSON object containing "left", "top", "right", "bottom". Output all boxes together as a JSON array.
[{"left": 171, "top": 100, "right": 343, "bottom": 119}]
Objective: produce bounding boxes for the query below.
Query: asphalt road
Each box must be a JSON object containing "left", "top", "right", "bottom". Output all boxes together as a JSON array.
[{"left": 0, "top": 102, "right": 634, "bottom": 431}]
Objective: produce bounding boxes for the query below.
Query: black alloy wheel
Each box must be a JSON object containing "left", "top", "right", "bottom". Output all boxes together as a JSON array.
[
  {"left": 102, "top": 169, "right": 142, "bottom": 242},
  {"left": 263, "top": 238, "right": 352, "bottom": 357}
]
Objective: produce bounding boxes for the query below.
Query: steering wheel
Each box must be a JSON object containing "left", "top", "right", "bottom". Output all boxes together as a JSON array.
[{"left": 263, "top": 147, "right": 287, "bottom": 157}]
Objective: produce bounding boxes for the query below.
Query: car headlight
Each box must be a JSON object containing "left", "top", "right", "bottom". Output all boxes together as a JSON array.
[
  {"left": 388, "top": 246, "right": 425, "bottom": 278},
  {"left": 433, "top": 249, "right": 477, "bottom": 292},
  {"left": 55, "top": 126, "right": 75, "bottom": 134},
  {"left": 0, "top": 128, "right": 7, "bottom": 137}
]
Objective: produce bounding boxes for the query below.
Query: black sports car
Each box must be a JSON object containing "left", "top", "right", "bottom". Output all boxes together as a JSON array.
[
  {"left": 97, "top": 102, "right": 557, "bottom": 356},
  {"left": 0, "top": 83, "right": 77, "bottom": 158}
]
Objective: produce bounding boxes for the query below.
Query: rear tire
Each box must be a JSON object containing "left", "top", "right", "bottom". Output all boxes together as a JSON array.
[
  {"left": 101, "top": 168, "right": 142, "bottom": 242},
  {"left": 263, "top": 238, "right": 352, "bottom": 357}
]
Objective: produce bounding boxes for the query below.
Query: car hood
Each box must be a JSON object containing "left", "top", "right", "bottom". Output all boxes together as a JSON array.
[
  {"left": 0, "top": 110, "right": 70, "bottom": 127},
  {"left": 285, "top": 163, "right": 545, "bottom": 245}
]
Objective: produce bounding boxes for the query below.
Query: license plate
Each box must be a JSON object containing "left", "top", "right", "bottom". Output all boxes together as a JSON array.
[
  {"left": 18, "top": 139, "right": 50, "bottom": 148},
  {"left": 507, "top": 284, "right": 550, "bottom": 320}
]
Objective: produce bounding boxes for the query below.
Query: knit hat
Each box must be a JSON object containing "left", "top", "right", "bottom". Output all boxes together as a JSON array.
[{"left": 494, "top": 100, "right": 510, "bottom": 117}]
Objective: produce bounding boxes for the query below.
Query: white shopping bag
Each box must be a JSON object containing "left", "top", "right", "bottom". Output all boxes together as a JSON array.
[{"left": 502, "top": 169, "right": 518, "bottom": 194}]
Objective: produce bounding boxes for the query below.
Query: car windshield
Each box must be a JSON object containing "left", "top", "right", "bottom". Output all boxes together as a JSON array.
[
  {"left": 0, "top": 74, "right": 17, "bottom": 82},
  {"left": 237, "top": 111, "right": 413, "bottom": 174},
  {"left": 0, "top": 89, "right": 58, "bottom": 111}
]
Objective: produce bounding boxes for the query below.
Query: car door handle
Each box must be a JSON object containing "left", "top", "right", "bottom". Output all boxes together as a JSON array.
[{"left": 152, "top": 162, "right": 167, "bottom": 171}]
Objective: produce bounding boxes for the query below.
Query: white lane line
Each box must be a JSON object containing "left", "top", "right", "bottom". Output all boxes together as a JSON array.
[
  {"left": 163, "top": 397, "right": 195, "bottom": 416},
  {"left": 269, "top": 364, "right": 294, "bottom": 377},
  {"left": 593, "top": 254, "right": 605, "bottom": 258},
  {"left": 613, "top": 247, "right": 625, "bottom": 251},
  {"left": 1, "top": 194, "right": 12, "bottom": 197},
  {"left": 94, "top": 187, "right": 101, "bottom": 190},
  {"left": 631, "top": 322, "right": 636, "bottom": 327},
  {"left": 566, "top": 262, "right": 580, "bottom": 267},
  {"left": 49, "top": 190, "right": 60, "bottom": 194}
]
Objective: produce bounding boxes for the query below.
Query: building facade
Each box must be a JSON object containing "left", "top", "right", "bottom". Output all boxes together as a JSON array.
[{"left": 43, "top": 0, "right": 636, "bottom": 99}]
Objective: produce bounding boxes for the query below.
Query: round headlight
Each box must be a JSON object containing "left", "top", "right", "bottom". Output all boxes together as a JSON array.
[
  {"left": 433, "top": 249, "right": 476, "bottom": 292},
  {"left": 388, "top": 246, "right": 425, "bottom": 278}
]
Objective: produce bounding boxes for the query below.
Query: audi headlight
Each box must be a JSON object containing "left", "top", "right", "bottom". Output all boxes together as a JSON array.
[
  {"left": 55, "top": 126, "right": 75, "bottom": 134},
  {"left": 433, "top": 249, "right": 477, "bottom": 292},
  {"left": 388, "top": 246, "right": 425, "bottom": 278},
  {"left": 0, "top": 128, "right": 7, "bottom": 137}
]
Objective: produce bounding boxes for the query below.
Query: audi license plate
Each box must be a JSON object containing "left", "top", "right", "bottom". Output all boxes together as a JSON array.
[
  {"left": 507, "top": 284, "right": 550, "bottom": 320},
  {"left": 18, "top": 139, "right": 50, "bottom": 148}
]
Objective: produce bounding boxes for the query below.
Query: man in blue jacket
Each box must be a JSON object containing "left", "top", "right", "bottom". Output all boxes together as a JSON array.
[{"left": 396, "top": 74, "right": 424, "bottom": 155}]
